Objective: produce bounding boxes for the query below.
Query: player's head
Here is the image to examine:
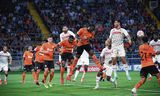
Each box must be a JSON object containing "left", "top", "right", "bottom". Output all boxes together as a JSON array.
[
  {"left": 62, "top": 26, "right": 68, "bottom": 33},
  {"left": 3, "top": 46, "right": 8, "bottom": 52},
  {"left": 28, "top": 46, "right": 33, "bottom": 51},
  {"left": 47, "top": 36, "right": 53, "bottom": 43},
  {"left": 87, "top": 24, "right": 95, "bottom": 32},
  {"left": 114, "top": 20, "right": 121, "bottom": 28},
  {"left": 109, "top": 60, "right": 112, "bottom": 65},
  {"left": 105, "top": 40, "right": 111, "bottom": 49},
  {"left": 142, "top": 36, "right": 148, "bottom": 43},
  {"left": 153, "top": 33, "right": 158, "bottom": 42},
  {"left": 68, "top": 35, "right": 75, "bottom": 43}
]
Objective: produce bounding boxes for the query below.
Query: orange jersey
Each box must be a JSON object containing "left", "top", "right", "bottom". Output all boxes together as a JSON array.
[
  {"left": 35, "top": 46, "right": 44, "bottom": 63},
  {"left": 41, "top": 42, "right": 57, "bottom": 61},
  {"left": 77, "top": 28, "right": 94, "bottom": 46},
  {"left": 139, "top": 44, "right": 156, "bottom": 68},
  {"left": 23, "top": 51, "right": 33, "bottom": 65},
  {"left": 59, "top": 39, "right": 77, "bottom": 53}
]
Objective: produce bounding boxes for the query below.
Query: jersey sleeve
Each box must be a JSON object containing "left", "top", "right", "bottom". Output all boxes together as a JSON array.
[
  {"left": 100, "top": 49, "right": 105, "bottom": 57},
  {"left": 149, "top": 46, "right": 156, "bottom": 55},
  {"left": 149, "top": 41, "right": 153, "bottom": 46},
  {"left": 58, "top": 41, "right": 64, "bottom": 47},
  {"left": 23, "top": 51, "right": 26, "bottom": 58},
  {"left": 60, "top": 33, "right": 63, "bottom": 42},
  {"left": 68, "top": 30, "right": 76, "bottom": 37},
  {"left": 122, "top": 29, "right": 129, "bottom": 37},
  {"left": 41, "top": 43, "right": 45, "bottom": 51},
  {"left": 8, "top": 53, "right": 12, "bottom": 61},
  {"left": 109, "top": 30, "right": 112, "bottom": 39}
]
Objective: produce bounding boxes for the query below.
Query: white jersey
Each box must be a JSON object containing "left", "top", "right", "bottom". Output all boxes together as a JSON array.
[
  {"left": 0, "top": 51, "right": 12, "bottom": 65},
  {"left": 100, "top": 47, "right": 112, "bottom": 65},
  {"left": 60, "top": 30, "right": 75, "bottom": 41},
  {"left": 109, "top": 28, "right": 129, "bottom": 48},
  {"left": 149, "top": 39, "right": 160, "bottom": 52}
]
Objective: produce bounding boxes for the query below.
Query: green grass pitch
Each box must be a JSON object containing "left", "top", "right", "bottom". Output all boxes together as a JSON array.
[{"left": 0, "top": 71, "right": 159, "bottom": 96}]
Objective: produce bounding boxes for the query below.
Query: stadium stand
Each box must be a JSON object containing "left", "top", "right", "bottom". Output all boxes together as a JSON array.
[
  {"left": 34, "top": 0, "right": 160, "bottom": 52},
  {"left": 0, "top": 1, "right": 42, "bottom": 60},
  {"left": 0, "top": 0, "right": 159, "bottom": 70}
]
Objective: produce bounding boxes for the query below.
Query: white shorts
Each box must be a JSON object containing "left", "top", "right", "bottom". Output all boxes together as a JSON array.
[
  {"left": 103, "top": 64, "right": 113, "bottom": 77},
  {"left": 0, "top": 64, "right": 8, "bottom": 71},
  {"left": 111, "top": 45, "right": 126, "bottom": 57},
  {"left": 77, "top": 58, "right": 89, "bottom": 66}
]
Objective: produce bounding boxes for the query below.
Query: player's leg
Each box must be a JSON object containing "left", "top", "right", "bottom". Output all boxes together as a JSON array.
[
  {"left": 66, "top": 53, "right": 74, "bottom": 76},
  {"left": 66, "top": 46, "right": 82, "bottom": 81},
  {"left": 3, "top": 65, "right": 8, "bottom": 85},
  {"left": 121, "top": 57, "right": 131, "bottom": 80},
  {"left": 73, "top": 65, "right": 81, "bottom": 81},
  {"left": 94, "top": 70, "right": 103, "bottom": 89},
  {"left": 48, "top": 61, "right": 54, "bottom": 87},
  {"left": 106, "top": 65, "right": 117, "bottom": 88},
  {"left": 132, "top": 77, "right": 146, "bottom": 95},
  {"left": 112, "top": 57, "right": 118, "bottom": 80},
  {"left": 81, "top": 65, "right": 88, "bottom": 83},
  {"left": 22, "top": 65, "right": 27, "bottom": 84},
  {"left": 35, "top": 63, "right": 41, "bottom": 82},
  {"left": 131, "top": 67, "right": 147, "bottom": 95},
  {"left": 42, "top": 61, "right": 49, "bottom": 88},
  {"left": 67, "top": 63, "right": 70, "bottom": 76},
  {"left": 30, "top": 65, "right": 37, "bottom": 83},
  {"left": 35, "top": 62, "right": 42, "bottom": 85},
  {"left": 60, "top": 61, "right": 66, "bottom": 85},
  {"left": 85, "top": 45, "right": 102, "bottom": 69},
  {"left": 60, "top": 53, "right": 67, "bottom": 84},
  {"left": 155, "top": 73, "right": 160, "bottom": 85},
  {"left": 149, "top": 65, "right": 160, "bottom": 85}
]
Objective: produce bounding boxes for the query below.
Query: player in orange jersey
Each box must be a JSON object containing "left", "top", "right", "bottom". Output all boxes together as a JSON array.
[
  {"left": 58, "top": 35, "right": 77, "bottom": 84},
  {"left": 40, "top": 36, "right": 57, "bottom": 88},
  {"left": 22, "top": 46, "right": 37, "bottom": 85},
  {"left": 131, "top": 36, "right": 160, "bottom": 95},
  {"left": 34, "top": 41, "right": 46, "bottom": 85},
  {"left": 66, "top": 24, "right": 103, "bottom": 81}
]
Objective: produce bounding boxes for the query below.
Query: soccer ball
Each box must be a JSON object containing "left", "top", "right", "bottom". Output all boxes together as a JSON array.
[{"left": 137, "top": 30, "right": 144, "bottom": 37}]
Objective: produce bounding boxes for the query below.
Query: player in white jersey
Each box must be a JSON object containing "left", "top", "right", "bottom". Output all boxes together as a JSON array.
[
  {"left": 94, "top": 42, "right": 117, "bottom": 89},
  {"left": 59, "top": 26, "right": 76, "bottom": 75},
  {"left": 0, "top": 46, "right": 12, "bottom": 85},
  {"left": 107, "top": 20, "right": 132, "bottom": 80},
  {"left": 148, "top": 34, "right": 160, "bottom": 81},
  {"left": 73, "top": 50, "right": 89, "bottom": 83}
]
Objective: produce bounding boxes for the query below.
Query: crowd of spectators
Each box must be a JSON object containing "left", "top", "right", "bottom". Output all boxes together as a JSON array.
[
  {"left": 0, "top": 0, "right": 160, "bottom": 61},
  {"left": 0, "top": 0, "right": 42, "bottom": 59},
  {"left": 34, "top": 0, "right": 160, "bottom": 52}
]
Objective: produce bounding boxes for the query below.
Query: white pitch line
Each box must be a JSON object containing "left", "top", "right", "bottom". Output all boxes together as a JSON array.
[{"left": 11, "top": 80, "right": 160, "bottom": 93}]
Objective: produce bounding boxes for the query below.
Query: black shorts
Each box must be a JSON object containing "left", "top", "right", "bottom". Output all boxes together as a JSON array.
[
  {"left": 35, "top": 62, "right": 44, "bottom": 70},
  {"left": 77, "top": 44, "right": 91, "bottom": 55},
  {"left": 23, "top": 65, "right": 34, "bottom": 72},
  {"left": 44, "top": 60, "right": 54, "bottom": 69},
  {"left": 61, "top": 52, "right": 74, "bottom": 62},
  {"left": 140, "top": 65, "right": 159, "bottom": 78}
]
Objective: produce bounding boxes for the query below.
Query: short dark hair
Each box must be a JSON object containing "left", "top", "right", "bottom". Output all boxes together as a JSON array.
[
  {"left": 69, "top": 35, "right": 74, "bottom": 39},
  {"left": 114, "top": 19, "right": 121, "bottom": 24},
  {"left": 142, "top": 36, "right": 148, "bottom": 43}
]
